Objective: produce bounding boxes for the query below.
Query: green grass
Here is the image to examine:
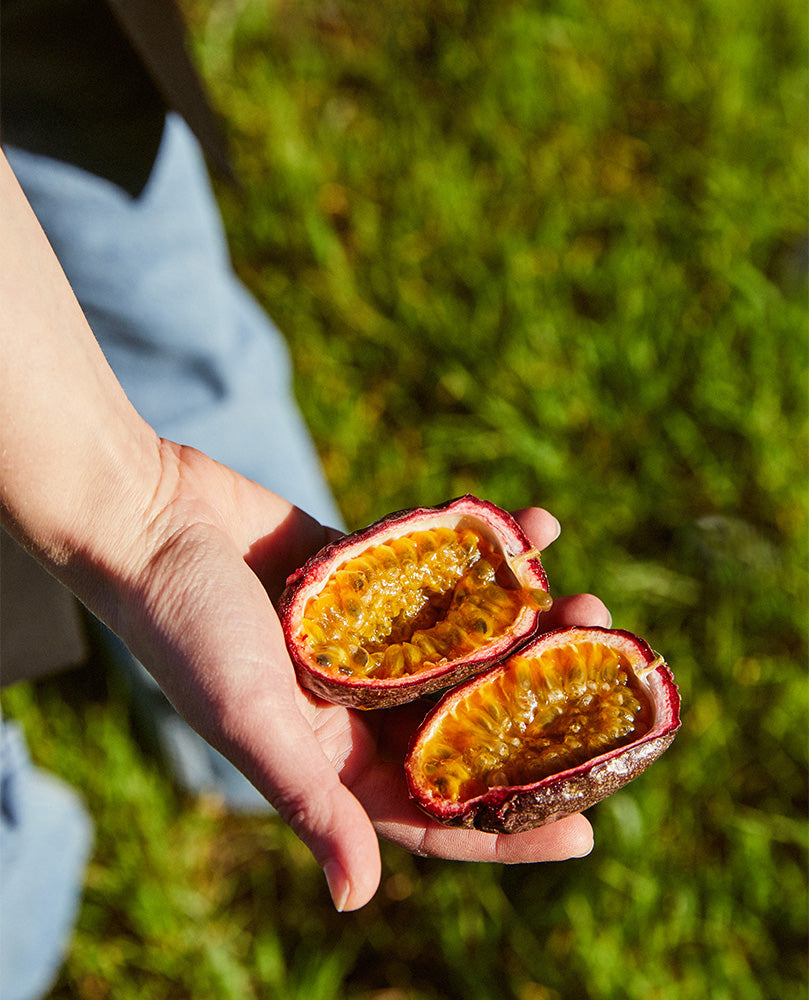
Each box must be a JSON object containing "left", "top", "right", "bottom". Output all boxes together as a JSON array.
[{"left": 3, "top": 0, "right": 807, "bottom": 997}]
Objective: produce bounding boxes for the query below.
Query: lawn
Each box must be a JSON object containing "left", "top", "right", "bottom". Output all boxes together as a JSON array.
[{"left": 3, "top": 0, "right": 807, "bottom": 997}]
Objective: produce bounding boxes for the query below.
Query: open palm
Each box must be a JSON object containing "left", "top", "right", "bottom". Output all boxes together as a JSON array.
[{"left": 113, "top": 442, "right": 610, "bottom": 910}]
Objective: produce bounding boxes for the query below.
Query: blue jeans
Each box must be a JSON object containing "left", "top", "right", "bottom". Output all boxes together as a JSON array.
[
  {"left": 3, "top": 114, "right": 343, "bottom": 997},
  {"left": 6, "top": 114, "right": 343, "bottom": 524},
  {"left": 0, "top": 723, "right": 93, "bottom": 1000}
]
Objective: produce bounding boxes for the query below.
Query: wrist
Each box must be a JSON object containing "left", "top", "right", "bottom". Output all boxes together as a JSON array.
[
  {"left": 1, "top": 412, "right": 164, "bottom": 625},
  {"left": 0, "top": 150, "right": 167, "bottom": 624}
]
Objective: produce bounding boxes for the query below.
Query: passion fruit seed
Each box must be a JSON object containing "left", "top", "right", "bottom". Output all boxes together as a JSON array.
[
  {"left": 300, "top": 527, "right": 551, "bottom": 681},
  {"left": 413, "top": 640, "right": 654, "bottom": 804}
]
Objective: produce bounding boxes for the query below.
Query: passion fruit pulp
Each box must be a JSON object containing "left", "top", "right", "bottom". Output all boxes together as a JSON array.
[
  {"left": 279, "top": 496, "right": 551, "bottom": 709},
  {"left": 405, "top": 626, "right": 680, "bottom": 832}
]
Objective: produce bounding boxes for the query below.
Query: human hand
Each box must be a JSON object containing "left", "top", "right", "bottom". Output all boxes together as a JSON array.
[
  {"left": 0, "top": 153, "right": 610, "bottom": 911},
  {"left": 106, "top": 444, "right": 610, "bottom": 912}
]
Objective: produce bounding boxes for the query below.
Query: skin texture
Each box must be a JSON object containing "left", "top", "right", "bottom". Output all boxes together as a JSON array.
[{"left": 0, "top": 152, "right": 611, "bottom": 911}]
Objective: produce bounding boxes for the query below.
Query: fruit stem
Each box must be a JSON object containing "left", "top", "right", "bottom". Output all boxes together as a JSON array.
[{"left": 638, "top": 654, "right": 666, "bottom": 678}]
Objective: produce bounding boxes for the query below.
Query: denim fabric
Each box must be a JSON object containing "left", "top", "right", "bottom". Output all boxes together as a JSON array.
[
  {"left": 6, "top": 113, "right": 343, "bottom": 529},
  {"left": 3, "top": 115, "right": 345, "bottom": 996},
  {"left": 0, "top": 722, "right": 93, "bottom": 1000}
]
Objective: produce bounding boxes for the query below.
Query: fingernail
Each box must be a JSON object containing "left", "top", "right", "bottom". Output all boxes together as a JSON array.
[
  {"left": 323, "top": 860, "right": 350, "bottom": 912},
  {"left": 549, "top": 516, "right": 562, "bottom": 541}
]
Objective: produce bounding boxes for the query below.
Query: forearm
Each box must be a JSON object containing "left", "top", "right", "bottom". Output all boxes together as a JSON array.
[
  {"left": 0, "top": 151, "right": 162, "bottom": 615},
  {"left": 0, "top": 149, "right": 605, "bottom": 907}
]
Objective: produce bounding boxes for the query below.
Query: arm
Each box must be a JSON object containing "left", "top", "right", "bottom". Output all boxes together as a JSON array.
[{"left": 0, "top": 151, "right": 607, "bottom": 910}]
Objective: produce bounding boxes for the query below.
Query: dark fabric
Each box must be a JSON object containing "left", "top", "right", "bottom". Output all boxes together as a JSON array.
[
  {"left": 0, "top": 530, "right": 86, "bottom": 685},
  {"left": 1, "top": 0, "right": 231, "bottom": 195},
  {"left": 105, "top": 0, "right": 232, "bottom": 180}
]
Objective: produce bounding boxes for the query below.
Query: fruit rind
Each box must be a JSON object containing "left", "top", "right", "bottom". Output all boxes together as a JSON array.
[
  {"left": 405, "top": 626, "right": 680, "bottom": 831},
  {"left": 279, "top": 495, "right": 549, "bottom": 709}
]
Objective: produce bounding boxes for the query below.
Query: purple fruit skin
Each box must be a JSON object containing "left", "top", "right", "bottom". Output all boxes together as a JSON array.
[
  {"left": 405, "top": 627, "right": 681, "bottom": 831},
  {"left": 279, "top": 496, "right": 549, "bottom": 710}
]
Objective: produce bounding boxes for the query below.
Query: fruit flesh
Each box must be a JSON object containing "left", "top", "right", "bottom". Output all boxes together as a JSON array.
[
  {"left": 413, "top": 640, "right": 655, "bottom": 803},
  {"left": 299, "top": 526, "right": 551, "bottom": 680}
]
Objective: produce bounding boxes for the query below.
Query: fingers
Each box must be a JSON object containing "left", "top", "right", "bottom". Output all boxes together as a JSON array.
[
  {"left": 277, "top": 765, "right": 382, "bottom": 912},
  {"left": 511, "top": 507, "right": 612, "bottom": 629},
  {"left": 244, "top": 502, "right": 605, "bottom": 903},
  {"left": 511, "top": 507, "right": 562, "bottom": 550},
  {"left": 541, "top": 592, "right": 612, "bottom": 630},
  {"left": 405, "top": 812, "right": 594, "bottom": 864},
  {"left": 213, "top": 637, "right": 382, "bottom": 911},
  {"left": 134, "top": 522, "right": 384, "bottom": 912},
  {"left": 351, "top": 761, "right": 594, "bottom": 863},
  {"left": 223, "top": 693, "right": 383, "bottom": 911}
]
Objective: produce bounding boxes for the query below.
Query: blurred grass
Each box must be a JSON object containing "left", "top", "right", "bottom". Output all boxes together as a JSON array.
[{"left": 2, "top": 0, "right": 807, "bottom": 997}]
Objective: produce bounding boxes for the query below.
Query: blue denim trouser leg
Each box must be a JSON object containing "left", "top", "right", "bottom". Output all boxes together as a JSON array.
[
  {"left": 0, "top": 722, "right": 93, "bottom": 1000},
  {"left": 6, "top": 113, "right": 343, "bottom": 526},
  {"left": 5, "top": 116, "right": 343, "bottom": 807},
  {"left": 4, "top": 112, "right": 348, "bottom": 1000}
]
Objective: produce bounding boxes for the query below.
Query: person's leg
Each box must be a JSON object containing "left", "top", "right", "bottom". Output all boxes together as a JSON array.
[
  {"left": 0, "top": 721, "right": 93, "bottom": 1000},
  {"left": 5, "top": 114, "right": 342, "bottom": 526},
  {"left": 5, "top": 114, "right": 343, "bottom": 808}
]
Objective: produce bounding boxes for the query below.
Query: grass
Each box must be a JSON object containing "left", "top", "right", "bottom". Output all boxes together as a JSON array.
[{"left": 3, "top": 0, "right": 807, "bottom": 997}]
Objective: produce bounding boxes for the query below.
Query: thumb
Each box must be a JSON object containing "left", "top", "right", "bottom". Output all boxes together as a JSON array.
[
  {"left": 127, "top": 518, "right": 383, "bottom": 911},
  {"left": 225, "top": 699, "right": 382, "bottom": 911}
]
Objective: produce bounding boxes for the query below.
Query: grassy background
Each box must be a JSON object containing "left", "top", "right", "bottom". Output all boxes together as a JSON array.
[{"left": 3, "top": 0, "right": 807, "bottom": 997}]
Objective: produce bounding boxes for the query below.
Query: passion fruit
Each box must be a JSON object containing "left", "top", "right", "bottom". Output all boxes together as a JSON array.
[
  {"left": 279, "top": 496, "right": 551, "bottom": 709},
  {"left": 405, "top": 626, "right": 680, "bottom": 832}
]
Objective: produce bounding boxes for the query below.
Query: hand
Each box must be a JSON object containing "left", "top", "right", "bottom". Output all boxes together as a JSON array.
[
  {"left": 110, "top": 443, "right": 610, "bottom": 912},
  {"left": 0, "top": 154, "right": 610, "bottom": 911}
]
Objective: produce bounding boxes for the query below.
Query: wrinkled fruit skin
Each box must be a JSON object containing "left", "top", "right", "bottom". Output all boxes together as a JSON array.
[
  {"left": 279, "top": 496, "right": 550, "bottom": 710},
  {"left": 405, "top": 626, "right": 680, "bottom": 832}
]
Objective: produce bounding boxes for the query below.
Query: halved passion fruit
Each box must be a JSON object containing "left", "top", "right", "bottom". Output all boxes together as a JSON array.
[
  {"left": 279, "top": 496, "right": 551, "bottom": 709},
  {"left": 405, "top": 626, "right": 680, "bottom": 832}
]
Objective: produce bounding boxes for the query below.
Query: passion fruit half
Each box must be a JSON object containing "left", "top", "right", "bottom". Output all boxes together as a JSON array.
[
  {"left": 279, "top": 496, "right": 551, "bottom": 709},
  {"left": 405, "top": 626, "right": 680, "bottom": 832}
]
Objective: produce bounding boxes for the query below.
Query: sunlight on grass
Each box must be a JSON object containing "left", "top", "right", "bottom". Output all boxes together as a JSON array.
[{"left": 3, "top": 0, "right": 806, "bottom": 997}]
